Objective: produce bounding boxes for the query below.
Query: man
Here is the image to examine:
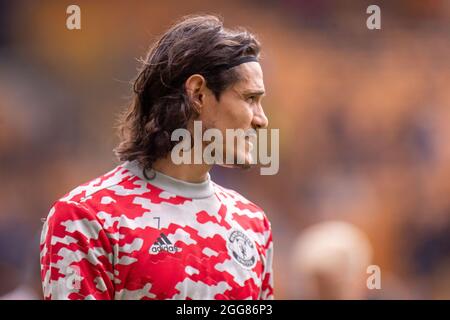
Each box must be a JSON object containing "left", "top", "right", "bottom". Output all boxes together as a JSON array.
[{"left": 40, "top": 14, "right": 273, "bottom": 300}]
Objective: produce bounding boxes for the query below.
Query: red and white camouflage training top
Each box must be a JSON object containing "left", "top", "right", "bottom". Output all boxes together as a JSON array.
[{"left": 40, "top": 160, "right": 274, "bottom": 300}]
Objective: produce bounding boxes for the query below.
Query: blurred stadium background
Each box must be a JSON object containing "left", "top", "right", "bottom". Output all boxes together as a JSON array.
[{"left": 0, "top": 0, "right": 449, "bottom": 299}]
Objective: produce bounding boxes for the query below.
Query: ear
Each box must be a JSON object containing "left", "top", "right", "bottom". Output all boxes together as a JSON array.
[{"left": 185, "top": 74, "right": 207, "bottom": 113}]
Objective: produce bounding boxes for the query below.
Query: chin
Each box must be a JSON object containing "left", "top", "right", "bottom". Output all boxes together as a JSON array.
[
  {"left": 238, "top": 152, "right": 255, "bottom": 168},
  {"left": 237, "top": 163, "right": 252, "bottom": 170},
  {"left": 233, "top": 160, "right": 252, "bottom": 169}
]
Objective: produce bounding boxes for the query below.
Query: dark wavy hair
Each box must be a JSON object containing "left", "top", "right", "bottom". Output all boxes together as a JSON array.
[{"left": 114, "top": 14, "right": 261, "bottom": 172}]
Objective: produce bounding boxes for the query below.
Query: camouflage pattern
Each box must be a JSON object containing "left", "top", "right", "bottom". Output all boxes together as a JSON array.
[{"left": 40, "top": 161, "right": 274, "bottom": 300}]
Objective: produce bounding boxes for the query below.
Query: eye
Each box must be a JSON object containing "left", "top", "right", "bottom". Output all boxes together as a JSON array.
[{"left": 246, "top": 96, "right": 257, "bottom": 104}]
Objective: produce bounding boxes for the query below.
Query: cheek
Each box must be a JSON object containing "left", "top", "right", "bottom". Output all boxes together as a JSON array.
[
  {"left": 202, "top": 94, "right": 252, "bottom": 131},
  {"left": 221, "top": 102, "right": 253, "bottom": 129}
]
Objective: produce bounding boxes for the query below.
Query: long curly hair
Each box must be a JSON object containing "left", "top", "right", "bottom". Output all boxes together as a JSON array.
[{"left": 114, "top": 14, "right": 260, "bottom": 172}]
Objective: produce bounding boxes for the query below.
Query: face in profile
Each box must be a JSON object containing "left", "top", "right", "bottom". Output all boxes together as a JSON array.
[{"left": 199, "top": 62, "right": 268, "bottom": 169}]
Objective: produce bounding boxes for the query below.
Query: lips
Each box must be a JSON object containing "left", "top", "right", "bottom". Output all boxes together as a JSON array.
[
  {"left": 246, "top": 140, "right": 253, "bottom": 152},
  {"left": 245, "top": 128, "right": 258, "bottom": 139}
]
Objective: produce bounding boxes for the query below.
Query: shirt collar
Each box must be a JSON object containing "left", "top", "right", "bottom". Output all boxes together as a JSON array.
[{"left": 122, "top": 160, "right": 215, "bottom": 199}]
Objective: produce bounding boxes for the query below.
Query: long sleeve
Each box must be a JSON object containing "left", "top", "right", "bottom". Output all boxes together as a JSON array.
[{"left": 40, "top": 200, "right": 114, "bottom": 300}]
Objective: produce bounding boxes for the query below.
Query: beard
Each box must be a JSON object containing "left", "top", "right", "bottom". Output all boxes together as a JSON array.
[
  {"left": 217, "top": 147, "right": 253, "bottom": 169},
  {"left": 218, "top": 162, "right": 252, "bottom": 170}
]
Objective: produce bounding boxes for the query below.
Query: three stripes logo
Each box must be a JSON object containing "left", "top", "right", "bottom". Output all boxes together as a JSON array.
[{"left": 150, "top": 233, "right": 180, "bottom": 253}]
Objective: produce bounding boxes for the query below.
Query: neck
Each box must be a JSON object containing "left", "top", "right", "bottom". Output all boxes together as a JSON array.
[{"left": 152, "top": 156, "right": 212, "bottom": 183}]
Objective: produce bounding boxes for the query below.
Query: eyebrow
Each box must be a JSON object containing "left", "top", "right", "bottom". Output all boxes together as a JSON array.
[{"left": 242, "top": 90, "right": 266, "bottom": 97}]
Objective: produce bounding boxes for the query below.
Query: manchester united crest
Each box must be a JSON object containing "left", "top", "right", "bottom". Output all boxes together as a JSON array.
[{"left": 227, "top": 229, "right": 258, "bottom": 269}]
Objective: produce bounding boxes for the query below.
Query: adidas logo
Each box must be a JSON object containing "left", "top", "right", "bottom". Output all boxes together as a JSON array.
[{"left": 150, "top": 233, "right": 180, "bottom": 253}]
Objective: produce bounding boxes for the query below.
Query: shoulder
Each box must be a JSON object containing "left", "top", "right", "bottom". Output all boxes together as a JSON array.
[
  {"left": 41, "top": 163, "right": 135, "bottom": 247},
  {"left": 57, "top": 163, "right": 136, "bottom": 204},
  {"left": 44, "top": 163, "right": 139, "bottom": 227}
]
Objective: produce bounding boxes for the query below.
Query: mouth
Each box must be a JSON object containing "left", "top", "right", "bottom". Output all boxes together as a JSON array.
[
  {"left": 245, "top": 128, "right": 258, "bottom": 139},
  {"left": 244, "top": 130, "right": 257, "bottom": 154},
  {"left": 244, "top": 139, "right": 254, "bottom": 155}
]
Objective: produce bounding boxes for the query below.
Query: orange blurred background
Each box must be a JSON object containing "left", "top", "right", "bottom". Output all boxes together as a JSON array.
[{"left": 0, "top": 0, "right": 449, "bottom": 299}]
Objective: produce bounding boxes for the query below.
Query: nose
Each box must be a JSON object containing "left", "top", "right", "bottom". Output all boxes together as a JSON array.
[{"left": 252, "top": 103, "right": 269, "bottom": 129}]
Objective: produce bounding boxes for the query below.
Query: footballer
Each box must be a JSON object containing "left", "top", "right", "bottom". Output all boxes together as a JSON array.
[{"left": 40, "top": 14, "right": 274, "bottom": 300}]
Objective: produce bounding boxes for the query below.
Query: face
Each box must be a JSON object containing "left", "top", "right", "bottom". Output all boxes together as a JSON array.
[{"left": 200, "top": 62, "right": 268, "bottom": 168}]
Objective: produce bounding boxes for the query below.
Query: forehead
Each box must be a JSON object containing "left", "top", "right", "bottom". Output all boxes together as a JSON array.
[{"left": 232, "top": 62, "right": 265, "bottom": 92}]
